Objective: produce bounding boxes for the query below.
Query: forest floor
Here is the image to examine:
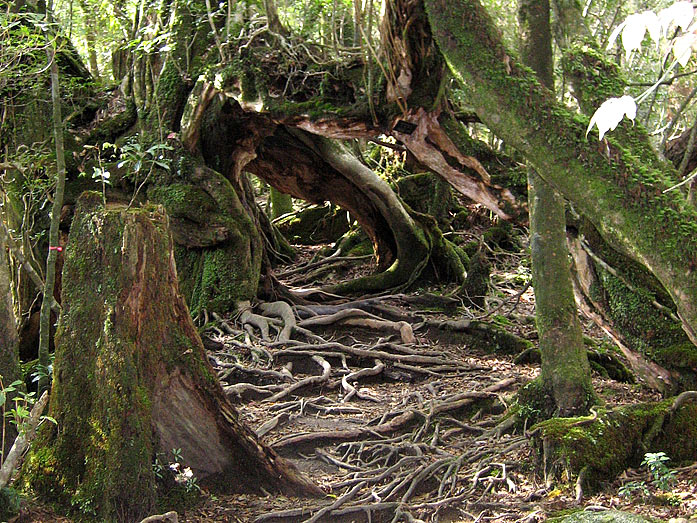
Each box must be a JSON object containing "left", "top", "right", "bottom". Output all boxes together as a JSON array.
[
  {"left": 18, "top": 238, "right": 697, "bottom": 522},
  {"left": 180, "top": 241, "right": 695, "bottom": 523}
]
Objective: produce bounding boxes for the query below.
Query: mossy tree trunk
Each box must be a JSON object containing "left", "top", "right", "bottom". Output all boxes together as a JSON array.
[
  {"left": 519, "top": 0, "right": 594, "bottom": 415},
  {"left": 268, "top": 187, "right": 293, "bottom": 219},
  {"left": 184, "top": 90, "right": 465, "bottom": 292},
  {"left": 425, "top": 0, "right": 697, "bottom": 350},
  {"left": 557, "top": 43, "right": 697, "bottom": 392},
  {"left": 23, "top": 194, "right": 319, "bottom": 521},
  {"left": 37, "top": 34, "right": 68, "bottom": 393}
]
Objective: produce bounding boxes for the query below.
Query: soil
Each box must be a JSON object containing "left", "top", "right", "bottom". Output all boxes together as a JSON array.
[{"left": 14, "top": 239, "right": 697, "bottom": 523}]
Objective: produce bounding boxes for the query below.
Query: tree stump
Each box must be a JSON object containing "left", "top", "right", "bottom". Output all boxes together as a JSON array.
[{"left": 23, "top": 192, "right": 320, "bottom": 521}]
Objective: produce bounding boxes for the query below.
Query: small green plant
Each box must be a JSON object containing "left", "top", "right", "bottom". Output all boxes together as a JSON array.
[
  {"left": 642, "top": 451, "right": 676, "bottom": 491},
  {"left": 81, "top": 143, "right": 116, "bottom": 205},
  {"left": 619, "top": 451, "right": 677, "bottom": 499},
  {"left": 0, "top": 374, "right": 55, "bottom": 466},
  {"left": 619, "top": 480, "right": 650, "bottom": 498},
  {"left": 153, "top": 448, "right": 201, "bottom": 494},
  {"left": 117, "top": 138, "right": 172, "bottom": 207}
]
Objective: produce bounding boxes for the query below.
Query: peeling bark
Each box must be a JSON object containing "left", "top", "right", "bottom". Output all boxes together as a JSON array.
[{"left": 392, "top": 108, "right": 519, "bottom": 220}]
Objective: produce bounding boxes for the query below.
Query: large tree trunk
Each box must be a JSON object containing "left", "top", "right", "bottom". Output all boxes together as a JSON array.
[
  {"left": 559, "top": 46, "right": 695, "bottom": 392},
  {"left": 22, "top": 193, "right": 320, "bottom": 521},
  {"left": 425, "top": 0, "right": 697, "bottom": 349},
  {"left": 519, "top": 0, "right": 593, "bottom": 415},
  {"left": 147, "top": 160, "right": 264, "bottom": 315}
]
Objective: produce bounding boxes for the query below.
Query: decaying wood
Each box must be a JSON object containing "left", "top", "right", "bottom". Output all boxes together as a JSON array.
[{"left": 392, "top": 108, "right": 519, "bottom": 220}]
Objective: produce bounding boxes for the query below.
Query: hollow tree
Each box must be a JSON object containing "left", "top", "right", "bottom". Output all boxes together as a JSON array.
[{"left": 424, "top": 0, "right": 697, "bottom": 353}]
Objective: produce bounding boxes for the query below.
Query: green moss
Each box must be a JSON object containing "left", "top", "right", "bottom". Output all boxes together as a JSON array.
[
  {"left": 482, "top": 222, "right": 518, "bottom": 251},
  {"left": 147, "top": 166, "right": 263, "bottom": 314},
  {"left": 547, "top": 510, "right": 656, "bottom": 523},
  {"left": 468, "top": 320, "right": 533, "bottom": 354},
  {"left": 84, "top": 99, "right": 137, "bottom": 146},
  {"left": 0, "top": 487, "right": 21, "bottom": 520},
  {"left": 511, "top": 377, "right": 556, "bottom": 426},
  {"left": 582, "top": 219, "right": 695, "bottom": 390},
  {"left": 148, "top": 183, "right": 216, "bottom": 220},
  {"left": 655, "top": 404, "right": 697, "bottom": 463},
  {"left": 461, "top": 251, "right": 489, "bottom": 307},
  {"left": 426, "top": 0, "right": 697, "bottom": 348},
  {"left": 562, "top": 45, "right": 626, "bottom": 114},
  {"left": 347, "top": 240, "right": 374, "bottom": 257},
  {"left": 531, "top": 399, "right": 697, "bottom": 488},
  {"left": 21, "top": 200, "right": 174, "bottom": 520},
  {"left": 274, "top": 205, "right": 350, "bottom": 245}
]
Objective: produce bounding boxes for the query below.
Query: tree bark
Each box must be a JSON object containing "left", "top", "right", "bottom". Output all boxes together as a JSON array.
[
  {"left": 425, "top": 0, "right": 697, "bottom": 349},
  {"left": 519, "top": 0, "right": 593, "bottom": 415},
  {"left": 38, "top": 38, "right": 67, "bottom": 393},
  {"left": 79, "top": 0, "right": 100, "bottom": 80},
  {"left": 23, "top": 194, "right": 320, "bottom": 521}
]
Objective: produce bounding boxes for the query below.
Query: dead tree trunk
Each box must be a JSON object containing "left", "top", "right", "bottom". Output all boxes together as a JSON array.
[{"left": 23, "top": 193, "right": 320, "bottom": 521}]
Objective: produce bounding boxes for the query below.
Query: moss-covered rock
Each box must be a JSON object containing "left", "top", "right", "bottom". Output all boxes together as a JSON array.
[
  {"left": 531, "top": 398, "right": 697, "bottom": 489},
  {"left": 548, "top": 510, "right": 656, "bottom": 523},
  {"left": 274, "top": 204, "right": 350, "bottom": 245}
]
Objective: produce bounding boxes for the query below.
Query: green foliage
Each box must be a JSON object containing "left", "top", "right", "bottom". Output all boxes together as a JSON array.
[
  {"left": 0, "top": 374, "right": 56, "bottom": 468},
  {"left": 619, "top": 451, "right": 677, "bottom": 499},
  {"left": 0, "top": 486, "right": 21, "bottom": 520},
  {"left": 642, "top": 451, "right": 676, "bottom": 491}
]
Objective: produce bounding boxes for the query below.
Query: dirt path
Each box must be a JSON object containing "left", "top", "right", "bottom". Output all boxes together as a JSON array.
[{"left": 177, "top": 249, "right": 691, "bottom": 522}]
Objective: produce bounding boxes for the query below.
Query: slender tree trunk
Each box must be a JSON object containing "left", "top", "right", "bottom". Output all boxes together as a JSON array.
[
  {"left": 0, "top": 228, "right": 22, "bottom": 456},
  {"left": 38, "top": 38, "right": 67, "bottom": 393},
  {"left": 79, "top": 0, "right": 100, "bottom": 80},
  {"left": 263, "top": 0, "right": 287, "bottom": 35},
  {"left": 519, "top": 0, "right": 593, "bottom": 415}
]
